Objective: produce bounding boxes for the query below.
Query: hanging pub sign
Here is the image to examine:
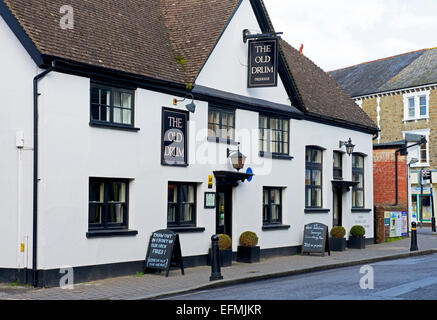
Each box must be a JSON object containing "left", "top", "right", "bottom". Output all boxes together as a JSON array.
[
  {"left": 161, "top": 108, "right": 189, "bottom": 166},
  {"left": 247, "top": 38, "right": 278, "bottom": 88}
]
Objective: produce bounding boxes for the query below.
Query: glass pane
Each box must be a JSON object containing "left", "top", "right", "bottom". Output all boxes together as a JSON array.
[
  {"left": 228, "top": 113, "right": 235, "bottom": 128},
  {"left": 333, "top": 152, "right": 342, "bottom": 168},
  {"left": 89, "top": 204, "right": 102, "bottom": 224},
  {"left": 353, "top": 155, "right": 364, "bottom": 168},
  {"left": 353, "top": 173, "right": 364, "bottom": 188},
  {"left": 168, "top": 184, "right": 177, "bottom": 202},
  {"left": 270, "top": 118, "right": 278, "bottom": 130},
  {"left": 108, "top": 204, "right": 124, "bottom": 224},
  {"left": 259, "top": 116, "right": 267, "bottom": 129},
  {"left": 305, "top": 170, "right": 311, "bottom": 185},
  {"left": 181, "top": 204, "right": 193, "bottom": 222},
  {"left": 212, "top": 111, "right": 220, "bottom": 124},
  {"left": 263, "top": 205, "right": 268, "bottom": 222},
  {"left": 312, "top": 149, "right": 322, "bottom": 163},
  {"left": 420, "top": 96, "right": 427, "bottom": 116},
  {"left": 311, "top": 188, "right": 322, "bottom": 207},
  {"left": 420, "top": 144, "right": 427, "bottom": 163},
  {"left": 305, "top": 148, "right": 312, "bottom": 163},
  {"left": 354, "top": 190, "right": 364, "bottom": 207},
  {"left": 108, "top": 182, "right": 126, "bottom": 202},
  {"left": 114, "top": 91, "right": 121, "bottom": 107},
  {"left": 263, "top": 190, "right": 269, "bottom": 205},
  {"left": 168, "top": 205, "right": 176, "bottom": 224},
  {"left": 222, "top": 112, "right": 228, "bottom": 128},
  {"left": 271, "top": 189, "right": 280, "bottom": 205},
  {"left": 113, "top": 107, "right": 122, "bottom": 124},
  {"left": 272, "top": 205, "right": 280, "bottom": 221},
  {"left": 305, "top": 188, "right": 311, "bottom": 207},
  {"left": 100, "top": 89, "right": 110, "bottom": 106},
  {"left": 91, "top": 104, "right": 100, "bottom": 121},
  {"left": 312, "top": 170, "right": 321, "bottom": 186},
  {"left": 121, "top": 93, "right": 132, "bottom": 109},
  {"left": 122, "top": 109, "right": 132, "bottom": 125},
  {"left": 91, "top": 88, "right": 100, "bottom": 104},
  {"left": 89, "top": 182, "right": 104, "bottom": 202},
  {"left": 408, "top": 97, "right": 415, "bottom": 117},
  {"left": 100, "top": 106, "right": 110, "bottom": 122}
]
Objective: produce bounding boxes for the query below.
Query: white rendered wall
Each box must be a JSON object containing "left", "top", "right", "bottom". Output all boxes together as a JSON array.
[
  {"left": 0, "top": 16, "right": 39, "bottom": 269},
  {"left": 195, "top": 0, "right": 291, "bottom": 106}
]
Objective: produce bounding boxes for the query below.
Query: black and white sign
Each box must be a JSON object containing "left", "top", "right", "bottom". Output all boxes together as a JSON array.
[
  {"left": 248, "top": 38, "right": 278, "bottom": 88},
  {"left": 144, "top": 229, "right": 184, "bottom": 277},
  {"left": 302, "top": 223, "right": 330, "bottom": 256},
  {"left": 161, "top": 108, "right": 188, "bottom": 166}
]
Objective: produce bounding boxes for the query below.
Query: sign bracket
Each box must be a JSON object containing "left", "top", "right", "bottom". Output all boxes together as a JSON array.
[{"left": 242, "top": 29, "right": 283, "bottom": 43}]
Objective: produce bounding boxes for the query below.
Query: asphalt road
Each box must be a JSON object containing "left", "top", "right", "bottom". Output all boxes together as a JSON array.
[{"left": 163, "top": 253, "right": 437, "bottom": 300}]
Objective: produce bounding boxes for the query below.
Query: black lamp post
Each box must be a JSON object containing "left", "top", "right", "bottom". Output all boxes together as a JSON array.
[
  {"left": 339, "top": 138, "right": 355, "bottom": 156},
  {"left": 227, "top": 142, "right": 246, "bottom": 172}
]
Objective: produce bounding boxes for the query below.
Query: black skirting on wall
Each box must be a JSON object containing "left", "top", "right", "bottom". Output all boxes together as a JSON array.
[{"left": 0, "top": 244, "right": 328, "bottom": 287}]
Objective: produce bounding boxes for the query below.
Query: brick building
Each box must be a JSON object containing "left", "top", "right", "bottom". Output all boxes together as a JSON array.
[{"left": 330, "top": 48, "right": 437, "bottom": 227}]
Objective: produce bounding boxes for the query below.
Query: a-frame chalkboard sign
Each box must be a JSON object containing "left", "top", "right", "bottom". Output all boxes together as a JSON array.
[
  {"left": 302, "top": 223, "right": 330, "bottom": 256},
  {"left": 144, "top": 229, "right": 184, "bottom": 277}
]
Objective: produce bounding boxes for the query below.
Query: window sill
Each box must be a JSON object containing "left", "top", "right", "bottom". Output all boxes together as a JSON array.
[
  {"left": 89, "top": 121, "right": 140, "bottom": 132},
  {"left": 167, "top": 227, "right": 206, "bottom": 233},
  {"left": 259, "top": 152, "right": 294, "bottom": 160},
  {"left": 207, "top": 136, "right": 239, "bottom": 145},
  {"left": 403, "top": 117, "right": 429, "bottom": 122},
  {"left": 305, "top": 208, "right": 330, "bottom": 214},
  {"left": 86, "top": 229, "right": 138, "bottom": 238},
  {"left": 351, "top": 208, "right": 372, "bottom": 213},
  {"left": 262, "top": 224, "right": 291, "bottom": 231}
]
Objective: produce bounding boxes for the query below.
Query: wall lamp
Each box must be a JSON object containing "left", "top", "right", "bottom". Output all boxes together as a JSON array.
[
  {"left": 173, "top": 93, "right": 196, "bottom": 113},
  {"left": 227, "top": 142, "right": 246, "bottom": 172},
  {"left": 339, "top": 138, "right": 355, "bottom": 156}
]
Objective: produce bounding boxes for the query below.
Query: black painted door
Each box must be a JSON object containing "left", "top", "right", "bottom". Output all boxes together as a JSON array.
[{"left": 216, "top": 187, "right": 232, "bottom": 238}]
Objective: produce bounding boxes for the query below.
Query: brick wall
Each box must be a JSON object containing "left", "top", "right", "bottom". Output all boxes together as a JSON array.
[{"left": 373, "top": 148, "right": 407, "bottom": 207}]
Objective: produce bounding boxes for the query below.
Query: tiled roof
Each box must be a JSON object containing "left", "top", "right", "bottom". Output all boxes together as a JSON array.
[
  {"left": 1, "top": 0, "right": 377, "bottom": 131},
  {"left": 329, "top": 48, "right": 437, "bottom": 97},
  {"left": 280, "top": 40, "right": 378, "bottom": 130},
  {"left": 2, "top": 0, "right": 240, "bottom": 85}
]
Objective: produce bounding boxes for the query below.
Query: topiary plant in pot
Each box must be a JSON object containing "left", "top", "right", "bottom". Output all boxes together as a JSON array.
[
  {"left": 329, "top": 226, "right": 346, "bottom": 251},
  {"left": 348, "top": 225, "right": 366, "bottom": 249},
  {"left": 237, "top": 231, "right": 260, "bottom": 263},
  {"left": 207, "top": 234, "right": 233, "bottom": 267}
]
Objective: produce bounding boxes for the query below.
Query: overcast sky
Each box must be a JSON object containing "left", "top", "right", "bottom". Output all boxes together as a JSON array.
[{"left": 263, "top": 0, "right": 437, "bottom": 72}]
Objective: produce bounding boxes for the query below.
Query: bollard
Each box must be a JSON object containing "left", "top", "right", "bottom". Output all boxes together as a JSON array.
[
  {"left": 410, "top": 222, "right": 418, "bottom": 251},
  {"left": 209, "top": 234, "right": 223, "bottom": 281}
]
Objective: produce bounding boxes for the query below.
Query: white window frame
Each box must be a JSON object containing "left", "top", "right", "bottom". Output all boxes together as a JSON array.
[
  {"left": 403, "top": 90, "right": 430, "bottom": 121},
  {"left": 403, "top": 129, "right": 430, "bottom": 167}
]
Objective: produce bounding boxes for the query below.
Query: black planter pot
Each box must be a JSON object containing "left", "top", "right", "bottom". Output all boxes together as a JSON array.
[
  {"left": 348, "top": 236, "right": 366, "bottom": 249},
  {"left": 207, "top": 248, "right": 233, "bottom": 267},
  {"left": 329, "top": 237, "right": 346, "bottom": 251},
  {"left": 237, "top": 246, "right": 260, "bottom": 263}
]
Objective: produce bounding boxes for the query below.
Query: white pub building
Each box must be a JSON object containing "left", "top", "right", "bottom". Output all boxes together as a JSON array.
[{"left": 0, "top": 0, "right": 378, "bottom": 286}]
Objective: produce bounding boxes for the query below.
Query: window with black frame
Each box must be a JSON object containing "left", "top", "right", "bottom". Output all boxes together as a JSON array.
[
  {"left": 168, "top": 183, "right": 196, "bottom": 227},
  {"left": 263, "top": 187, "right": 282, "bottom": 225},
  {"left": 91, "top": 84, "right": 134, "bottom": 127},
  {"left": 352, "top": 154, "right": 365, "bottom": 208},
  {"left": 333, "top": 151, "right": 343, "bottom": 180},
  {"left": 89, "top": 178, "right": 129, "bottom": 230},
  {"left": 208, "top": 106, "right": 235, "bottom": 142},
  {"left": 305, "top": 147, "right": 323, "bottom": 208},
  {"left": 259, "top": 115, "right": 289, "bottom": 155}
]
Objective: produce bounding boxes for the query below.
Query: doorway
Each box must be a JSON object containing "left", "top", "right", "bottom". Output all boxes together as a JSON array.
[
  {"left": 216, "top": 186, "right": 232, "bottom": 238},
  {"left": 333, "top": 187, "right": 342, "bottom": 226}
]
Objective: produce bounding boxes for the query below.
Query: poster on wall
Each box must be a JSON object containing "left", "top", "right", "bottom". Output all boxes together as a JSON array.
[
  {"left": 161, "top": 108, "right": 189, "bottom": 166},
  {"left": 384, "top": 212, "right": 391, "bottom": 238},
  {"left": 401, "top": 211, "right": 408, "bottom": 236}
]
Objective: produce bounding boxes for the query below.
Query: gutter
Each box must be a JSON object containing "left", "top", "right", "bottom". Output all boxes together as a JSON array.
[{"left": 32, "top": 62, "right": 55, "bottom": 287}]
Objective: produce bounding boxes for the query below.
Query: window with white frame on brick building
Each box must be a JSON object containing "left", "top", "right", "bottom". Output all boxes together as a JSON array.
[{"left": 403, "top": 91, "right": 430, "bottom": 121}]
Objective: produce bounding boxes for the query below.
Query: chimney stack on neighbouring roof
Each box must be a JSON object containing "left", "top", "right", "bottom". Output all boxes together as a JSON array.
[{"left": 299, "top": 44, "right": 304, "bottom": 54}]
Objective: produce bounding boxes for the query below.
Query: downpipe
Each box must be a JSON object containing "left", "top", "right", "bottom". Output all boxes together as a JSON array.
[{"left": 32, "top": 62, "right": 55, "bottom": 287}]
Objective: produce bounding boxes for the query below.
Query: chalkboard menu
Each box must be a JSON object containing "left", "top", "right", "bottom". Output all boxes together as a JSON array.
[
  {"left": 302, "top": 223, "right": 330, "bottom": 256},
  {"left": 144, "top": 229, "right": 184, "bottom": 277}
]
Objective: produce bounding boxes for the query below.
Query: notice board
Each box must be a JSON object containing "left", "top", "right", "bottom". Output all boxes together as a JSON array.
[
  {"left": 302, "top": 223, "right": 330, "bottom": 256},
  {"left": 144, "top": 229, "right": 184, "bottom": 277}
]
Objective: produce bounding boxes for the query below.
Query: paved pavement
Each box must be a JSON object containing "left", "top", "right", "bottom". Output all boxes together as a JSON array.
[{"left": 1, "top": 233, "right": 437, "bottom": 300}]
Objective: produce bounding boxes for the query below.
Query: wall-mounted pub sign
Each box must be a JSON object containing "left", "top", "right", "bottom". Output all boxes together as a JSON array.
[
  {"left": 161, "top": 108, "right": 189, "bottom": 166},
  {"left": 247, "top": 38, "right": 278, "bottom": 88}
]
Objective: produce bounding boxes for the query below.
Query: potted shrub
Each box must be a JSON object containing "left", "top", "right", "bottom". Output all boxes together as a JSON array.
[
  {"left": 348, "top": 225, "right": 366, "bottom": 249},
  {"left": 237, "top": 231, "right": 260, "bottom": 263},
  {"left": 329, "top": 226, "right": 346, "bottom": 251},
  {"left": 207, "top": 234, "right": 233, "bottom": 267}
]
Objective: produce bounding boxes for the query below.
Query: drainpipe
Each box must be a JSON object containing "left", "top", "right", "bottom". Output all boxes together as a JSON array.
[{"left": 32, "top": 62, "right": 55, "bottom": 287}]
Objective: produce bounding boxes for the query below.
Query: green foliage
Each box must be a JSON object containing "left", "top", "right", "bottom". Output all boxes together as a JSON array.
[
  {"left": 385, "top": 236, "right": 402, "bottom": 243},
  {"left": 218, "top": 234, "right": 232, "bottom": 250},
  {"left": 175, "top": 55, "right": 186, "bottom": 66},
  {"left": 185, "top": 83, "right": 193, "bottom": 91},
  {"left": 239, "top": 231, "right": 258, "bottom": 247},
  {"left": 330, "top": 226, "right": 346, "bottom": 239},
  {"left": 350, "top": 225, "right": 365, "bottom": 237},
  {"left": 136, "top": 272, "right": 144, "bottom": 278},
  {"left": 10, "top": 279, "right": 19, "bottom": 287}
]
